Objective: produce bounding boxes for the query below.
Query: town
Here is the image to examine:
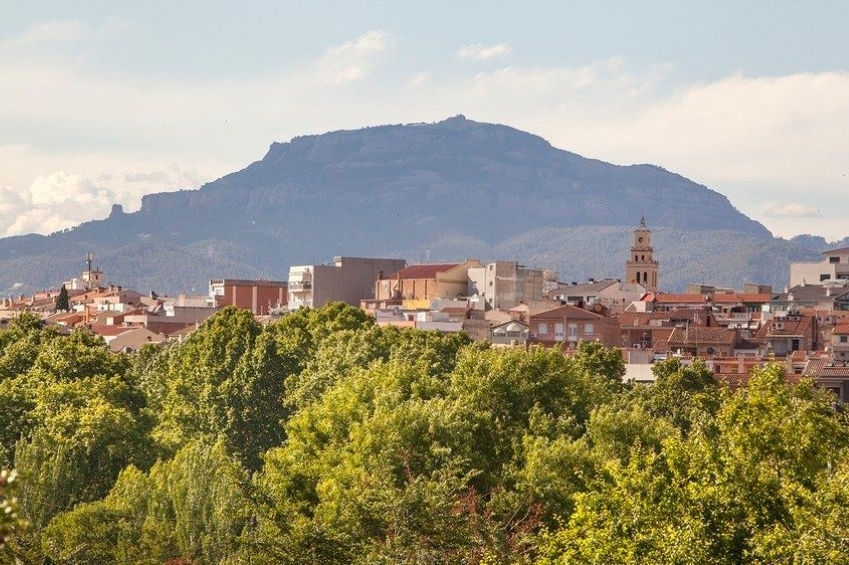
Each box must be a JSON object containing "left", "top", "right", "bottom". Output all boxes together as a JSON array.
[{"left": 4, "top": 216, "right": 848, "bottom": 401}]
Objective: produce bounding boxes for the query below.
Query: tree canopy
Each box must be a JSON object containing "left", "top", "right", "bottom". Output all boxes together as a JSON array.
[{"left": 2, "top": 303, "right": 849, "bottom": 564}]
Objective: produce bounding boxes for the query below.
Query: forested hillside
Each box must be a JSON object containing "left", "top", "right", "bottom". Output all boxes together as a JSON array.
[
  {"left": 2, "top": 307, "right": 849, "bottom": 563},
  {"left": 0, "top": 116, "right": 830, "bottom": 295}
]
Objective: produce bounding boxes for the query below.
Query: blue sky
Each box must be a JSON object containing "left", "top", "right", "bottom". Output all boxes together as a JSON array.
[{"left": 2, "top": 1, "right": 848, "bottom": 239}]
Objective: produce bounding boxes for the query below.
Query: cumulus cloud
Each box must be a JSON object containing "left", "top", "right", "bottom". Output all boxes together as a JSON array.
[
  {"left": 0, "top": 172, "right": 117, "bottom": 236},
  {"left": 1, "top": 18, "right": 847, "bottom": 239},
  {"left": 318, "top": 31, "right": 390, "bottom": 85},
  {"left": 456, "top": 43, "right": 511, "bottom": 61},
  {"left": 763, "top": 202, "right": 821, "bottom": 217}
]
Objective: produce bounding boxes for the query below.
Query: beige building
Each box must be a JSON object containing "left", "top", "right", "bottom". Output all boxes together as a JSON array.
[
  {"left": 288, "top": 256, "right": 407, "bottom": 310},
  {"left": 373, "top": 260, "right": 483, "bottom": 310},
  {"left": 625, "top": 216, "right": 659, "bottom": 292},
  {"left": 468, "top": 261, "right": 556, "bottom": 311}
]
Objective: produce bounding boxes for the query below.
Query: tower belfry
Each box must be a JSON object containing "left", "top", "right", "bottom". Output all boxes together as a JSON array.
[{"left": 625, "top": 215, "right": 659, "bottom": 292}]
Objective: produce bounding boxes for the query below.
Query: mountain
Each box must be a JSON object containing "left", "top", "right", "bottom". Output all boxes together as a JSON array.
[{"left": 0, "top": 116, "right": 832, "bottom": 296}]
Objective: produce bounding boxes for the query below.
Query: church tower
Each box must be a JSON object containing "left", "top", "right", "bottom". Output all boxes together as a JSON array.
[{"left": 625, "top": 216, "right": 659, "bottom": 292}]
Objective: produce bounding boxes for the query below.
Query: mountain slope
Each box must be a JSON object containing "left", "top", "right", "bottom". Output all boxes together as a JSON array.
[{"left": 0, "top": 116, "right": 824, "bottom": 295}]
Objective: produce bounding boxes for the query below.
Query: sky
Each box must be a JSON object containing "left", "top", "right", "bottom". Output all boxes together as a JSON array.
[{"left": 2, "top": 1, "right": 848, "bottom": 240}]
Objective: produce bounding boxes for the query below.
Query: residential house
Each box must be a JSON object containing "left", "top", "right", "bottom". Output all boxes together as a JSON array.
[
  {"left": 489, "top": 320, "right": 530, "bottom": 347},
  {"left": 768, "top": 284, "right": 849, "bottom": 315},
  {"left": 659, "top": 326, "right": 739, "bottom": 358},
  {"left": 528, "top": 304, "right": 619, "bottom": 348},
  {"left": 547, "top": 278, "right": 647, "bottom": 313},
  {"left": 756, "top": 310, "right": 820, "bottom": 356}
]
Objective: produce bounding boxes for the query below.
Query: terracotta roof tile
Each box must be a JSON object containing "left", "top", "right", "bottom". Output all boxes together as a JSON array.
[{"left": 667, "top": 326, "right": 736, "bottom": 345}]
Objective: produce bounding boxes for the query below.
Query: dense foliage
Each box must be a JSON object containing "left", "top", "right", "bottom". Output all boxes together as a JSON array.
[{"left": 2, "top": 306, "right": 848, "bottom": 563}]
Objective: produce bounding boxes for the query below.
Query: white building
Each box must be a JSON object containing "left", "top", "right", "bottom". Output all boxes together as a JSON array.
[{"left": 790, "top": 247, "right": 849, "bottom": 287}]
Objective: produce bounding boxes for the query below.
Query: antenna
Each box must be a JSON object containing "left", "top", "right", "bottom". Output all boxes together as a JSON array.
[{"left": 86, "top": 252, "right": 94, "bottom": 290}]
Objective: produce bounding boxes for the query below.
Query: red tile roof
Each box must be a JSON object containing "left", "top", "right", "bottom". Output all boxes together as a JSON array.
[
  {"left": 667, "top": 326, "right": 737, "bottom": 345},
  {"left": 833, "top": 323, "right": 849, "bottom": 335}
]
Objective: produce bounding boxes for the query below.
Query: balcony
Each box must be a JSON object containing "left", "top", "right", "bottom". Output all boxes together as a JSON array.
[{"left": 288, "top": 281, "right": 312, "bottom": 291}]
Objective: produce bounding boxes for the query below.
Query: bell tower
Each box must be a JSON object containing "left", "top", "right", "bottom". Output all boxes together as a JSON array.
[{"left": 625, "top": 215, "right": 659, "bottom": 292}]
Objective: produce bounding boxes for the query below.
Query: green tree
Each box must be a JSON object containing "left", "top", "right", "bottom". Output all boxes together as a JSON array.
[
  {"left": 535, "top": 363, "right": 849, "bottom": 565},
  {"left": 0, "top": 469, "right": 23, "bottom": 553},
  {"left": 145, "top": 307, "right": 262, "bottom": 456},
  {"left": 41, "top": 440, "right": 250, "bottom": 564}
]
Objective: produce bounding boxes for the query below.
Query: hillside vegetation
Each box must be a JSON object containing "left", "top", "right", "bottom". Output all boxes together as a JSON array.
[
  {"left": 0, "top": 116, "right": 837, "bottom": 295},
  {"left": 3, "top": 305, "right": 849, "bottom": 563}
]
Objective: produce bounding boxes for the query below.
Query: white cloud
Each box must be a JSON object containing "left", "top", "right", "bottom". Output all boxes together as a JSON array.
[
  {"left": 763, "top": 202, "right": 820, "bottom": 217},
  {"left": 318, "top": 31, "right": 391, "bottom": 85},
  {"left": 0, "top": 172, "right": 117, "bottom": 236},
  {"left": 456, "top": 43, "right": 511, "bottom": 61},
  {"left": 1, "top": 20, "right": 847, "bottom": 240}
]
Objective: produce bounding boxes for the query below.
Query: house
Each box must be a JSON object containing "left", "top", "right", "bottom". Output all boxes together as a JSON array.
[
  {"left": 790, "top": 247, "right": 849, "bottom": 287},
  {"left": 89, "top": 325, "right": 166, "bottom": 353},
  {"left": 768, "top": 284, "right": 849, "bottom": 315},
  {"left": 288, "top": 256, "right": 407, "bottom": 310},
  {"left": 756, "top": 310, "right": 820, "bottom": 356},
  {"left": 489, "top": 320, "right": 530, "bottom": 347},
  {"left": 528, "top": 304, "right": 619, "bottom": 348},
  {"left": 547, "top": 279, "right": 647, "bottom": 313},
  {"left": 661, "top": 326, "right": 739, "bottom": 358},
  {"left": 617, "top": 309, "right": 719, "bottom": 350},
  {"left": 830, "top": 323, "right": 849, "bottom": 360},
  {"left": 208, "top": 278, "right": 287, "bottom": 314}
]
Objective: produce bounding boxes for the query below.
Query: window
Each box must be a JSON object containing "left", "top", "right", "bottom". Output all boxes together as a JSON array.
[
  {"left": 585, "top": 323, "right": 594, "bottom": 336},
  {"left": 538, "top": 323, "right": 549, "bottom": 335},
  {"left": 568, "top": 323, "right": 578, "bottom": 340},
  {"left": 555, "top": 323, "right": 564, "bottom": 341},
  {"left": 791, "top": 339, "right": 800, "bottom": 351},
  {"left": 830, "top": 256, "right": 840, "bottom": 263},
  {"left": 841, "top": 336, "right": 848, "bottom": 343},
  {"left": 821, "top": 274, "right": 831, "bottom": 281}
]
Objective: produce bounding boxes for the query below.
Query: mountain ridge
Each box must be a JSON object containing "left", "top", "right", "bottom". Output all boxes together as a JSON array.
[{"left": 0, "top": 116, "right": 837, "bottom": 296}]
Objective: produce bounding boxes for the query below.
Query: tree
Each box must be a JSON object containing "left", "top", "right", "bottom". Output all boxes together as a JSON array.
[
  {"left": 41, "top": 441, "right": 250, "bottom": 564},
  {"left": 0, "top": 469, "right": 23, "bottom": 551},
  {"left": 144, "top": 307, "right": 262, "bottom": 456}
]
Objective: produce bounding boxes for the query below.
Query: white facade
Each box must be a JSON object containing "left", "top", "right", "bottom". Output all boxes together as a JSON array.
[{"left": 790, "top": 248, "right": 849, "bottom": 287}]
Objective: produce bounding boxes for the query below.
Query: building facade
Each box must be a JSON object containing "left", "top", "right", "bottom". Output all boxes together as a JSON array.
[
  {"left": 208, "top": 278, "right": 288, "bottom": 314},
  {"left": 288, "top": 256, "right": 407, "bottom": 310},
  {"left": 468, "top": 261, "right": 556, "bottom": 310},
  {"left": 625, "top": 216, "right": 659, "bottom": 292}
]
